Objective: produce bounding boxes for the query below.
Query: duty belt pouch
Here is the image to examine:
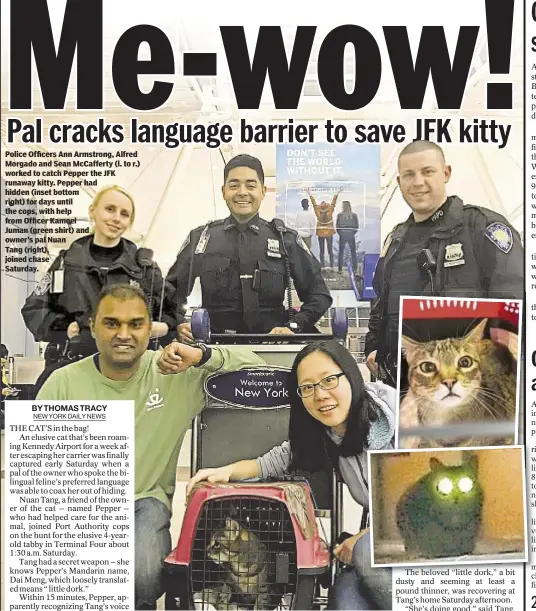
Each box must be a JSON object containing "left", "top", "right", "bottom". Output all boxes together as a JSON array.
[
  {"left": 252, "top": 262, "right": 285, "bottom": 297},
  {"left": 201, "top": 255, "right": 231, "bottom": 291},
  {"left": 64, "top": 332, "right": 96, "bottom": 364},
  {"left": 44, "top": 342, "right": 65, "bottom": 366}
]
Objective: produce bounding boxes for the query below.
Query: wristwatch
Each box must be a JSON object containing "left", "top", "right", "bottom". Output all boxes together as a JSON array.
[
  {"left": 285, "top": 321, "right": 302, "bottom": 333},
  {"left": 193, "top": 343, "right": 212, "bottom": 367}
]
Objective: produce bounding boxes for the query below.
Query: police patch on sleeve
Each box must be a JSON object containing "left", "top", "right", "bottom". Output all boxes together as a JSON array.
[
  {"left": 296, "top": 235, "right": 311, "bottom": 256},
  {"left": 380, "top": 233, "right": 393, "bottom": 258},
  {"left": 34, "top": 272, "right": 51, "bottom": 296},
  {"left": 177, "top": 234, "right": 190, "bottom": 256},
  {"left": 485, "top": 222, "right": 513, "bottom": 254}
]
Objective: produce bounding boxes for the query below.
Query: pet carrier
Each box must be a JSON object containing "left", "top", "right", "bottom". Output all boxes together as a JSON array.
[
  {"left": 163, "top": 365, "right": 345, "bottom": 609},
  {"left": 164, "top": 481, "right": 330, "bottom": 609}
]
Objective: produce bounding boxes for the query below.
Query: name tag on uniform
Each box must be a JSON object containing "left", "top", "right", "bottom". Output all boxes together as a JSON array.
[
  {"left": 443, "top": 243, "right": 465, "bottom": 268},
  {"left": 51, "top": 269, "right": 65, "bottom": 293},
  {"left": 267, "top": 238, "right": 281, "bottom": 258},
  {"left": 195, "top": 226, "right": 210, "bottom": 254}
]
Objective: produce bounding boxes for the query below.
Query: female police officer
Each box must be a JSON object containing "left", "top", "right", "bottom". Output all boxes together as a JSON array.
[{"left": 22, "top": 185, "right": 176, "bottom": 375}]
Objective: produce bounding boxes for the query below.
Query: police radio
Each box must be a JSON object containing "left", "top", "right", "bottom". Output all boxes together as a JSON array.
[
  {"left": 417, "top": 248, "right": 437, "bottom": 296},
  {"left": 137, "top": 247, "right": 166, "bottom": 349},
  {"left": 271, "top": 218, "right": 295, "bottom": 326},
  {"left": 137, "top": 247, "right": 157, "bottom": 315}
]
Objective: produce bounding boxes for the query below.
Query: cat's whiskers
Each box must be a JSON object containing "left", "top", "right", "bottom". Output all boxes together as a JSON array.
[
  {"left": 475, "top": 389, "right": 513, "bottom": 419},
  {"left": 402, "top": 320, "right": 515, "bottom": 449},
  {"left": 468, "top": 393, "right": 501, "bottom": 421}
]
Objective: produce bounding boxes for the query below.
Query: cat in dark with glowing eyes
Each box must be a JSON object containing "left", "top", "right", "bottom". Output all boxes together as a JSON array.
[
  {"left": 399, "top": 319, "right": 516, "bottom": 448},
  {"left": 396, "top": 453, "right": 484, "bottom": 559}
]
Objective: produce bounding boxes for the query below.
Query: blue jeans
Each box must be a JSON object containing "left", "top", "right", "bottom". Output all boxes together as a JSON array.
[
  {"left": 135, "top": 497, "right": 172, "bottom": 610},
  {"left": 328, "top": 532, "right": 392, "bottom": 610}
]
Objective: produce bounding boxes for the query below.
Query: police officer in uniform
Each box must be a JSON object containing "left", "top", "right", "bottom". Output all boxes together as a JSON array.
[
  {"left": 166, "top": 154, "right": 332, "bottom": 341},
  {"left": 22, "top": 186, "right": 176, "bottom": 379},
  {"left": 365, "top": 140, "right": 523, "bottom": 386}
]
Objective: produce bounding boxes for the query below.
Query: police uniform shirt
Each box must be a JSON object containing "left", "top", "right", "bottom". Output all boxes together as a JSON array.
[
  {"left": 166, "top": 214, "right": 332, "bottom": 334},
  {"left": 386, "top": 222, "right": 432, "bottom": 336},
  {"left": 385, "top": 199, "right": 453, "bottom": 341},
  {"left": 89, "top": 240, "right": 123, "bottom": 266},
  {"left": 227, "top": 220, "right": 247, "bottom": 324},
  {"left": 21, "top": 235, "right": 177, "bottom": 346},
  {"left": 365, "top": 196, "right": 523, "bottom": 372}
]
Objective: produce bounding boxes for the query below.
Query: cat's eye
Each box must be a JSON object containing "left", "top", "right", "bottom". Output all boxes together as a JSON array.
[
  {"left": 437, "top": 477, "right": 453, "bottom": 495},
  {"left": 458, "top": 476, "right": 474, "bottom": 493},
  {"left": 458, "top": 356, "right": 473, "bottom": 369},
  {"left": 419, "top": 361, "right": 437, "bottom": 374}
]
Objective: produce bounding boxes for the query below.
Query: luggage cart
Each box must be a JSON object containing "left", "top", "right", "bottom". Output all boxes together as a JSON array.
[
  {"left": 189, "top": 308, "right": 349, "bottom": 345},
  {"left": 163, "top": 366, "right": 345, "bottom": 610}
]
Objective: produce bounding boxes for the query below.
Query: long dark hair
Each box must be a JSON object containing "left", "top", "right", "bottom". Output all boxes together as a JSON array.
[{"left": 288, "top": 340, "right": 378, "bottom": 472}]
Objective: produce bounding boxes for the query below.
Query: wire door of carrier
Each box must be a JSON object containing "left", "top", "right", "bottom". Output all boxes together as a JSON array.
[{"left": 163, "top": 366, "right": 342, "bottom": 610}]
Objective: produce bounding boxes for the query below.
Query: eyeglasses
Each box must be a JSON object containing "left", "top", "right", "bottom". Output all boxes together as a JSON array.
[{"left": 297, "top": 373, "right": 346, "bottom": 398}]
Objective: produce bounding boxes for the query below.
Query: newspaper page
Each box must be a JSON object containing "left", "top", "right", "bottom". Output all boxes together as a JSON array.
[{"left": 0, "top": 0, "right": 528, "bottom": 610}]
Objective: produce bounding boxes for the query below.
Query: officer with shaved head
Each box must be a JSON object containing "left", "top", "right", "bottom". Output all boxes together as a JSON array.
[{"left": 365, "top": 140, "right": 523, "bottom": 386}]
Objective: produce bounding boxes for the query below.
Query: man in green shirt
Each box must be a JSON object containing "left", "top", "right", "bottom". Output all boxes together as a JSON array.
[{"left": 37, "top": 284, "right": 264, "bottom": 610}]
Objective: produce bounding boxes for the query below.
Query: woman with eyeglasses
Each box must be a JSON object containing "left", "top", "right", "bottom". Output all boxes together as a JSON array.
[{"left": 187, "top": 340, "right": 395, "bottom": 610}]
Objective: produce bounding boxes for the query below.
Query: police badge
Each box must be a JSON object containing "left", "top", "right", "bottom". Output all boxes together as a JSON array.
[
  {"left": 444, "top": 243, "right": 465, "bottom": 267},
  {"left": 267, "top": 238, "right": 282, "bottom": 258}
]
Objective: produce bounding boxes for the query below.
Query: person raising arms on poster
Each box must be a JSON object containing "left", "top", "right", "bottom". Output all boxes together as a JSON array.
[
  {"left": 365, "top": 140, "right": 523, "bottom": 386},
  {"left": 21, "top": 186, "right": 176, "bottom": 386},
  {"left": 306, "top": 187, "right": 343, "bottom": 269}
]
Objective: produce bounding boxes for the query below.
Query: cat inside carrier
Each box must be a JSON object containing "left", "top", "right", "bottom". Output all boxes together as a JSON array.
[{"left": 164, "top": 482, "right": 330, "bottom": 610}]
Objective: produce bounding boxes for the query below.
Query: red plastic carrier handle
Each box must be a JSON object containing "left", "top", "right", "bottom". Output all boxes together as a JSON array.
[{"left": 401, "top": 298, "right": 520, "bottom": 327}]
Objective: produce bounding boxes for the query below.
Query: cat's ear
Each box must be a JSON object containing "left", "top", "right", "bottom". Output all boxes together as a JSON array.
[
  {"left": 429, "top": 457, "right": 443, "bottom": 471},
  {"left": 464, "top": 319, "right": 488, "bottom": 343},
  {"left": 226, "top": 518, "right": 241, "bottom": 540},
  {"left": 401, "top": 335, "right": 420, "bottom": 361},
  {"left": 462, "top": 452, "right": 478, "bottom": 472}
]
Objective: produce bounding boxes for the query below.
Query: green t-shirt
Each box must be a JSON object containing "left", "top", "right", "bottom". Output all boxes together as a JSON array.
[{"left": 37, "top": 347, "right": 265, "bottom": 509}]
